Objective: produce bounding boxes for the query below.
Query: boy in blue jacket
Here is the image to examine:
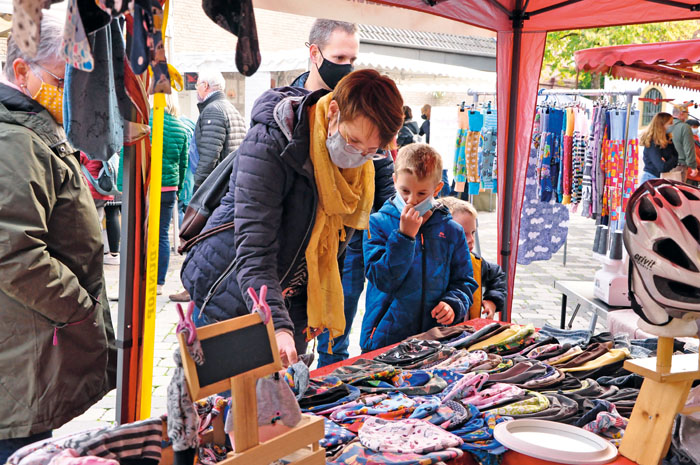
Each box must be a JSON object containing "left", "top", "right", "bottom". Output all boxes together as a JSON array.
[{"left": 361, "top": 144, "right": 478, "bottom": 352}]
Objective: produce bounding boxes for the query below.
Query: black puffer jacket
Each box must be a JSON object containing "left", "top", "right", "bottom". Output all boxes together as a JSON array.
[
  {"left": 194, "top": 91, "right": 246, "bottom": 189},
  {"left": 182, "top": 86, "right": 327, "bottom": 332}
]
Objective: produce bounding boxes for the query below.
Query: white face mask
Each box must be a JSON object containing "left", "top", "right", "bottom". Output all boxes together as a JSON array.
[{"left": 325, "top": 114, "right": 370, "bottom": 169}]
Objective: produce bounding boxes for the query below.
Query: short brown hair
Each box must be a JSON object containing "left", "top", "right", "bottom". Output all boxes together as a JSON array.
[
  {"left": 333, "top": 69, "right": 404, "bottom": 148},
  {"left": 395, "top": 143, "right": 442, "bottom": 185},
  {"left": 438, "top": 196, "right": 477, "bottom": 218}
]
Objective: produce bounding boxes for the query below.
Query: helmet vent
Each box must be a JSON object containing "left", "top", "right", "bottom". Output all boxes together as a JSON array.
[
  {"left": 680, "top": 189, "right": 699, "bottom": 201},
  {"left": 682, "top": 216, "right": 700, "bottom": 245},
  {"left": 654, "top": 276, "right": 700, "bottom": 304},
  {"left": 659, "top": 186, "right": 682, "bottom": 206},
  {"left": 639, "top": 197, "right": 657, "bottom": 221},
  {"left": 654, "top": 238, "right": 699, "bottom": 272}
]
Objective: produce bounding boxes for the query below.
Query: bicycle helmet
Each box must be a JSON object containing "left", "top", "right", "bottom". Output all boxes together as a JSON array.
[{"left": 623, "top": 179, "right": 700, "bottom": 336}]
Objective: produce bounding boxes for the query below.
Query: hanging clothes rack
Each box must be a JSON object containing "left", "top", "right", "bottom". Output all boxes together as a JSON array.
[
  {"left": 537, "top": 88, "right": 641, "bottom": 263},
  {"left": 462, "top": 90, "right": 498, "bottom": 257}
]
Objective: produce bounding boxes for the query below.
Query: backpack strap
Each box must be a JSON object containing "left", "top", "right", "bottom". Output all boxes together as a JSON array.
[{"left": 178, "top": 221, "right": 235, "bottom": 254}]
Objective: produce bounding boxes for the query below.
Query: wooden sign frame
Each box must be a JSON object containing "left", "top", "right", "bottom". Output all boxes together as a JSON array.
[{"left": 177, "top": 313, "right": 282, "bottom": 400}]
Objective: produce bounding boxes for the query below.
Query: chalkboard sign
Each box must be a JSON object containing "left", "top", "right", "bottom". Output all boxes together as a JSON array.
[
  {"left": 184, "top": 72, "right": 199, "bottom": 91},
  {"left": 178, "top": 313, "right": 282, "bottom": 399}
]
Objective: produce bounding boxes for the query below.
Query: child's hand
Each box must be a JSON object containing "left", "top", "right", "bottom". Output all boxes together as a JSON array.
[
  {"left": 482, "top": 300, "right": 497, "bottom": 319},
  {"left": 431, "top": 301, "right": 455, "bottom": 325},
  {"left": 691, "top": 168, "right": 699, "bottom": 177},
  {"left": 399, "top": 205, "right": 423, "bottom": 238}
]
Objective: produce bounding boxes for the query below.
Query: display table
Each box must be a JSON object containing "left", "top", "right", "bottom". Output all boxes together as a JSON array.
[
  {"left": 310, "top": 318, "right": 638, "bottom": 465},
  {"left": 554, "top": 279, "right": 630, "bottom": 332}
]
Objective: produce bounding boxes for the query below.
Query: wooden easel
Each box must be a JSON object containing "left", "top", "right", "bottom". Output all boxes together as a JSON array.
[
  {"left": 619, "top": 337, "right": 700, "bottom": 465},
  {"left": 177, "top": 312, "right": 324, "bottom": 465}
]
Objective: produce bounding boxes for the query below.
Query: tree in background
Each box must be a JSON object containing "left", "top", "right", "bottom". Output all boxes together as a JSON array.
[{"left": 542, "top": 21, "right": 700, "bottom": 89}]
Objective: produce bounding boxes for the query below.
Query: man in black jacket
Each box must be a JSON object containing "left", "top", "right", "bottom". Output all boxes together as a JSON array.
[
  {"left": 193, "top": 69, "right": 246, "bottom": 191},
  {"left": 291, "top": 19, "right": 396, "bottom": 366}
]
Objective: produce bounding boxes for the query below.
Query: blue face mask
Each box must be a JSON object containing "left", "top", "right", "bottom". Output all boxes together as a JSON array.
[
  {"left": 326, "top": 114, "right": 370, "bottom": 169},
  {"left": 666, "top": 126, "right": 673, "bottom": 134},
  {"left": 392, "top": 193, "right": 436, "bottom": 216}
]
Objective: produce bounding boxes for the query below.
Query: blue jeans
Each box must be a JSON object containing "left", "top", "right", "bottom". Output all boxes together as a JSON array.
[
  {"left": 0, "top": 431, "right": 52, "bottom": 463},
  {"left": 158, "top": 190, "right": 178, "bottom": 285},
  {"left": 640, "top": 170, "right": 657, "bottom": 184},
  {"left": 317, "top": 234, "right": 364, "bottom": 367}
]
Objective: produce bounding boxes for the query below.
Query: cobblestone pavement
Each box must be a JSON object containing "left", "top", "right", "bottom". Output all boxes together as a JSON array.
[{"left": 56, "top": 208, "right": 604, "bottom": 436}]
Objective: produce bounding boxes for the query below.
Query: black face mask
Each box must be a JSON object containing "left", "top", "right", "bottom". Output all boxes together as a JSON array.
[
  {"left": 316, "top": 49, "right": 353, "bottom": 90},
  {"left": 421, "top": 114, "right": 428, "bottom": 120}
]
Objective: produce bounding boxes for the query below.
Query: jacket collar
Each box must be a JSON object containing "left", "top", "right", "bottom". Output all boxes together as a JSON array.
[
  {"left": 197, "top": 90, "right": 226, "bottom": 112},
  {"left": 0, "top": 83, "right": 72, "bottom": 153}
]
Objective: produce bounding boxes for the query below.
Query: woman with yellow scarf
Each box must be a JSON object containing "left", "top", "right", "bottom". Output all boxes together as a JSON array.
[{"left": 182, "top": 69, "right": 404, "bottom": 366}]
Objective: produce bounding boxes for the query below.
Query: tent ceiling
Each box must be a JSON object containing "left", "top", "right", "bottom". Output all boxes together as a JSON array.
[{"left": 575, "top": 39, "right": 700, "bottom": 91}]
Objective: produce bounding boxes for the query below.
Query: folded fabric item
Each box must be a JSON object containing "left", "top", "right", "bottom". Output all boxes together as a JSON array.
[
  {"left": 409, "top": 396, "right": 442, "bottom": 420},
  {"left": 404, "top": 346, "right": 456, "bottom": 370},
  {"left": 315, "top": 394, "right": 387, "bottom": 416},
  {"left": 359, "top": 417, "right": 463, "bottom": 454},
  {"left": 441, "top": 372, "right": 489, "bottom": 402},
  {"left": 329, "top": 359, "right": 399, "bottom": 384},
  {"left": 409, "top": 325, "right": 474, "bottom": 341},
  {"left": 483, "top": 358, "right": 515, "bottom": 374},
  {"left": 446, "top": 322, "right": 507, "bottom": 349},
  {"left": 330, "top": 392, "right": 417, "bottom": 432},
  {"left": 538, "top": 324, "right": 591, "bottom": 347},
  {"left": 470, "top": 353, "right": 504, "bottom": 372},
  {"left": 481, "top": 391, "right": 535, "bottom": 411},
  {"left": 433, "top": 350, "right": 489, "bottom": 372},
  {"left": 62, "top": 417, "right": 163, "bottom": 461},
  {"left": 497, "top": 335, "right": 538, "bottom": 356},
  {"left": 454, "top": 411, "right": 510, "bottom": 465},
  {"left": 600, "top": 387, "right": 639, "bottom": 417},
  {"left": 300, "top": 377, "right": 361, "bottom": 413},
  {"left": 515, "top": 336, "right": 558, "bottom": 357},
  {"left": 319, "top": 418, "right": 356, "bottom": 449},
  {"left": 427, "top": 368, "right": 466, "bottom": 386},
  {"left": 358, "top": 371, "right": 448, "bottom": 397},
  {"left": 559, "top": 348, "right": 630, "bottom": 373},
  {"left": 527, "top": 343, "right": 563, "bottom": 360},
  {"left": 486, "top": 390, "right": 550, "bottom": 416},
  {"left": 375, "top": 339, "right": 441, "bottom": 367},
  {"left": 546, "top": 345, "right": 584, "bottom": 365},
  {"left": 580, "top": 400, "right": 628, "bottom": 446},
  {"left": 520, "top": 366, "right": 565, "bottom": 390},
  {"left": 462, "top": 383, "right": 525, "bottom": 410},
  {"left": 533, "top": 372, "right": 583, "bottom": 392},
  {"left": 482, "top": 361, "right": 533, "bottom": 384},
  {"left": 482, "top": 324, "right": 536, "bottom": 354},
  {"left": 664, "top": 414, "right": 700, "bottom": 465},
  {"left": 419, "top": 404, "right": 458, "bottom": 428},
  {"left": 589, "top": 332, "right": 615, "bottom": 345},
  {"left": 8, "top": 430, "right": 96, "bottom": 465},
  {"left": 570, "top": 359, "right": 627, "bottom": 380},
  {"left": 327, "top": 439, "right": 463, "bottom": 465},
  {"left": 555, "top": 342, "right": 614, "bottom": 369},
  {"left": 597, "top": 373, "right": 644, "bottom": 389},
  {"left": 508, "top": 393, "right": 578, "bottom": 422},
  {"left": 47, "top": 449, "right": 119, "bottom": 465},
  {"left": 468, "top": 326, "right": 521, "bottom": 352},
  {"left": 444, "top": 400, "right": 472, "bottom": 429},
  {"left": 533, "top": 343, "right": 572, "bottom": 361},
  {"left": 226, "top": 374, "right": 301, "bottom": 429}
]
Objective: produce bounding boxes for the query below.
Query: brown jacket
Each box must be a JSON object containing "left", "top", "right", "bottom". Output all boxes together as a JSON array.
[{"left": 0, "top": 84, "right": 116, "bottom": 439}]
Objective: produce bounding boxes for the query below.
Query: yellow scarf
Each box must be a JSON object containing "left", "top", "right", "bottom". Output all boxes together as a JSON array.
[{"left": 305, "top": 93, "right": 375, "bottom": 340}]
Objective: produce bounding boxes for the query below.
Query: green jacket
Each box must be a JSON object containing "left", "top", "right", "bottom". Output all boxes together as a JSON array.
[
  {"left": 0, "top": 83, "right": 116, "bottom": 439},
  {"left": 671, "top": 118, "right": 698, "bottom": 169},
  {"left": 118, "top": 112, "right": 190, "bottom": 193}
]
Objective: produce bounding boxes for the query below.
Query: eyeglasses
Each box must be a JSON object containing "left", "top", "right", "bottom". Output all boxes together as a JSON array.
[
  {"left": 336, "top": 115, "right": 388, "bottom": 161},
  {"left": 32, "top": 64, "right": 65, "bottom": 89}
]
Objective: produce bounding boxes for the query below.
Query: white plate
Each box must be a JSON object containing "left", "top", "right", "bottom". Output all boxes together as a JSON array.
[{"left": 494, "top": 419, "right": 618, "bottom": 465}]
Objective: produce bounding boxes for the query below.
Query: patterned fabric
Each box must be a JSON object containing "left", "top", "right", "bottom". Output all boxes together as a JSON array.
[
  {"left": 327, "top": 440, "right": 463, "bottom": 465},
  {"left": 167, "top": 351, "right": 200, "bottom": 451},
  {"left": 454, "top": 128, "right": 468, "bottom": 187},
  {"left": 63, "top": 0, "right": 94, "bottom": 71},
  {"left": 320, "top": 418, "right": 356, "bottom": 449},
  {"left": 359, "top": 417, "right": 463, "bottom": 454},
  {"left": 62, "top": 417, "right": 163, "bottom": 461},
  {"left": 486, "top": 390, "right": 550, "bottom": 416}
]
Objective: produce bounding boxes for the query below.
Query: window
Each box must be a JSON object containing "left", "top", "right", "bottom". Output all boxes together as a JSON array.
[{"left": 642, "top": 88, "right": 662, "bottom": 126}]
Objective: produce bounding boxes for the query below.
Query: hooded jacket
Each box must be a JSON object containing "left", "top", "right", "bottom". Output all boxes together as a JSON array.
[
  {"left": 0, "top": 83, "right": 116, "bottom": 439},
  {"left": 361, "top": 198, "right": 477, "bottom": 351},
  {"left": 194, "top": 90, "right": 246, "bottom": 189},
  {"left": 182, "top": 86, "right": 326, "bottom": 332},
  {"left": 149, "top": 111, "right": 190, "bottom": 191}
]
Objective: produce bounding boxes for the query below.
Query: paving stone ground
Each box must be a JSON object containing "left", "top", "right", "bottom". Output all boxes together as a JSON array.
[{"left": 56, "top": 208, "right": 604, "bottom": 436}]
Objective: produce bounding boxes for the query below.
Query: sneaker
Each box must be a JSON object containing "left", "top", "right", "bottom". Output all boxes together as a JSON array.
[
  {"left": 103, "top": 254, "right": 120, "bottom": 266},
  {"left": 169, "top": 289, "right": 191, "bottom": 302},
  {"left": 157, "top": 285, "right": 163, "bottom": 295}
]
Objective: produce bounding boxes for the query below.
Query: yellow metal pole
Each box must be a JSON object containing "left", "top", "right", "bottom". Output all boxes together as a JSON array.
[{"left": 139, "top": 92, "right": 165, "bottom": 419}]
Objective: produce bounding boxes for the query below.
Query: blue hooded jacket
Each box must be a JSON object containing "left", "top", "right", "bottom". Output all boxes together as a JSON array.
[{"left": 361, "top": 198, "right": 477, "bottom": 351}]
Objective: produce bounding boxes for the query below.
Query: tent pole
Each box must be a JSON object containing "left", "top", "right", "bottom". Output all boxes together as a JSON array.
[
  {"left": 116, "top": 136, "right": 137, "bottom": 424},
  {"left": 501, "top": 4, "right": 524, "bottom": 323}
]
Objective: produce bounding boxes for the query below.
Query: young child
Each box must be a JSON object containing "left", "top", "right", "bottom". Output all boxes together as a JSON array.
[
  {"left": 439, "top": 197, "right": 506, "bottom": 320},
  {"left": 361, "top": 144, "right": 478, "bottom": 352}
]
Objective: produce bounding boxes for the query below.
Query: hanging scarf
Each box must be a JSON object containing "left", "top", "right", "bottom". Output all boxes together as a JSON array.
[{"left": 305, "top": 93, "right": 375, "bottom": 340}]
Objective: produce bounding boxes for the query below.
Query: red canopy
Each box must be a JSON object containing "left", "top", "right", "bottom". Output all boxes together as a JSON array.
[
  {"left": 364, "top": 0, "right": 700, "bottom": 321},
  {"left": 574, "top": 39, "right": 700, "bottom": 91}
]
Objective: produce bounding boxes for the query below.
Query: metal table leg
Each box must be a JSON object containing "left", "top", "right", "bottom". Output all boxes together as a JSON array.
[
  {"left": 560, "top": 293, "right": 568, "bottom": 329},
  {"left": 567, "top": 303, "right": 581, "bottom": 330}
]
